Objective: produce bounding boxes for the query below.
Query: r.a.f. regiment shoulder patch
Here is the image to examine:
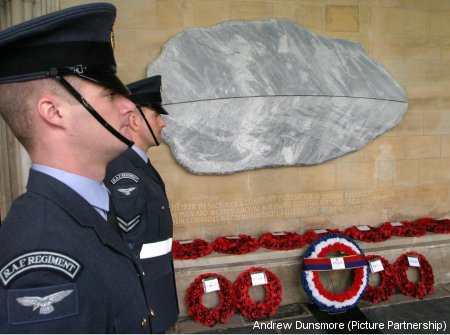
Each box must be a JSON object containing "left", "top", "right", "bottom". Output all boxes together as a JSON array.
[
  {"left": 110, "top": 172, "right": 139, "bottom": 184},
  {"left": 1, "top": 251, "right": 82, "bottom": 286},
  {"left": 8, "top": 283, "right": 78, "bottom": 325}
]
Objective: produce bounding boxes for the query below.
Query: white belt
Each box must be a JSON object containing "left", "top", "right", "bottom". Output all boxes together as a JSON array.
[{"left": 140, "top": 238, "right": 172, "bottom": 259}]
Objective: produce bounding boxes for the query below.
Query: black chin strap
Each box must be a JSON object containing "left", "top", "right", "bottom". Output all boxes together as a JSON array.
[
  {"left": 136, "top": 105, "right": 160, "bottom": 146},
  {"left": 48, "top": 68, "right": 134, "bottom": 148}
]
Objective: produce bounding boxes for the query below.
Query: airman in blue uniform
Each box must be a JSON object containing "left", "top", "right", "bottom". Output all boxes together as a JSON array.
[
  {"left": 0, "top": 3, "right": 152, "bottom": 333},
  {"left": 105, "top": 76, "right": 179, "bottom": 333}
]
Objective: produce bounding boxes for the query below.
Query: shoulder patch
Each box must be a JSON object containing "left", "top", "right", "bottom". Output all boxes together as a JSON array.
[
  {"left": 116, "top": 186, "right": 138, "bottom": 196},
  {"left": 8, "top": 283, "right": 78, "bottom": 325},
  {"left": 111, "top": 172, "right": 139, "bottom": 184},
  {"left": 1, "top": 251, "right": 82, "bottom": 286}
]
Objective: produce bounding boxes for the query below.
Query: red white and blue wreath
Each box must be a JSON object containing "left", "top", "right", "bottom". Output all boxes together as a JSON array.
[{"left": 301, "top": 234, "right": 369, "bottom": 313}]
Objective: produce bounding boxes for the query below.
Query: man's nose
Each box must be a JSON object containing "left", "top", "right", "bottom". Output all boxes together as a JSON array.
[{"left": 119, "top": 95, "right": 136, "bottom": 115}]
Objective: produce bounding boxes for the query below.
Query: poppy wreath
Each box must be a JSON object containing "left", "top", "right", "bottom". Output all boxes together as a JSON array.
[
  {"left": 379, "top": 222, "right": 426, "bottom": 238},
  {"left": 405, "top": 217, "right": 435, "bottom": 232},
  {"left": 186, "top": 273, "right": 236, "bottom": 327},
  {"left": 363, "top": 254, "right": 396, "bottom": 304},
  {"left": 258, "top": 231, "right": 306, "bottom": 251},
  {"left": 233, "top": 267, "right": 282, "bottom": 319},
  {"left": 427, "top": 218, "right": 450, "bottom": 234},
  {"left": 302, "top": 228, "right": 343, "bottom": 244},
  {"left": 301, "top": 234, "right": 369, "bottom": 312},
  {"left": 172, "top": 239, "right": 213, "bottom": 260},
  {"left": 394, "top": 251, "right": 435, "bottom": 299},
  {"left": 211, "top": 234, "right": 260, "bottom": 255},
  {"left": 343, "top": 225, "right": 391, "bottom": 243}
]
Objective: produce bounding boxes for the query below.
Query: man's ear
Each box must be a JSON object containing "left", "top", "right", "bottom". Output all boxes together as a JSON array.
[
  {"left": 129, "top": 112, "right": 140, "bottom": 131},
  {"left": 36, "top": 96, "right": 65, "bottom": 127}
]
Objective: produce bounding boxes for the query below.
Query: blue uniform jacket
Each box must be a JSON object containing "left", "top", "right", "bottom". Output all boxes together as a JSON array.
[
  {"left": 0, "top": 169, "right": 151, "bottom": 333},
  {"left": 105, "top": 149, "right": 179, "bottom": 333}
]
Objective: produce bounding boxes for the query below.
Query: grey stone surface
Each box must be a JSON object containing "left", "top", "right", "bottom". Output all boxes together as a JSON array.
[{"left": 147, "top": 19, "right": 408, "bottom": 174}]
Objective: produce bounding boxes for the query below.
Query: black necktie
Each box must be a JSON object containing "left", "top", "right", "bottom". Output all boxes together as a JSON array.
[
  {"left": 147, "top": 160, "right": 166, "bottom": 193},
  {"left": 107, "top": 195, "right": 122, "bottom": 235}
]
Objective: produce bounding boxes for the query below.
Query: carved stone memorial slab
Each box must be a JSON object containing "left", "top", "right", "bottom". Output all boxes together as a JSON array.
[{"left": 147, "top": 19, "right": 408, "bottom": 174}]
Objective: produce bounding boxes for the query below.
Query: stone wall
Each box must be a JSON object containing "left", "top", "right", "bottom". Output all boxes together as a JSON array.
[
  {"left": 62, "top": 0, "right": 450, "bottom": 240},
  {"left": 59, "top": 0, "right": 450, "bottom": 314}
]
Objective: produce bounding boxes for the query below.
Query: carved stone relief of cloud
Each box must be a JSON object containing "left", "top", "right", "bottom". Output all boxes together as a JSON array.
[{"left": 147, "top": 19, "right": 408, "bottom": 174}]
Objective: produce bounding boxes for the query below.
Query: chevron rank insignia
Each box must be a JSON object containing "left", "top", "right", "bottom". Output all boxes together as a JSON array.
[
  {"left": 8, "top": 283, "right": 78, "bottom": 325},
  {"left": 117, "top": 214, "right": 141, "bottom": 233}
]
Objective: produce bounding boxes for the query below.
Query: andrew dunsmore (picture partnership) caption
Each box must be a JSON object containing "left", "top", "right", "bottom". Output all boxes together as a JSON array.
[{"left": 253, "top": 320, "right": 447, "bottom": 332}]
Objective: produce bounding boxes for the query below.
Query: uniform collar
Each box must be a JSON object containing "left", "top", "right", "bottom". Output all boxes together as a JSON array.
[
  {"left": 131, "top": 145, "right": 149, "bottom": 163},
  {"left": 32, "top": 164, "right": 109, "bottom": 213}
]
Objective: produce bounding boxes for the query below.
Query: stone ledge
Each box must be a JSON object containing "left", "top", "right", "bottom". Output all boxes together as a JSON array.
[
  {"left": 174, "top": 232, "right": 450, "bottom": 316},
  {"left": 175, "top": 232, "right": 450, "bottom": 273}
]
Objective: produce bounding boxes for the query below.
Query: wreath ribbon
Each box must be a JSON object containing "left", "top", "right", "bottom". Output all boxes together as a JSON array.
[{"left": 303, "top": 254, "right": 367, "bottom": 271}]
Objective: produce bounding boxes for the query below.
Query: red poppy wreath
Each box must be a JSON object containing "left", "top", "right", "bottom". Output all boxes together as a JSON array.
[
  {"left": 172, "top": 239, "right": 213, "bottom": 260},
  {"left": 344, "top": 225, "right": 391, "bottom": 243},
  {"left": 394, "top": 251, "right": 434, "bottom": 299},
  {"left": 258, "top": 231, "right": 305, "bottom": 251},
  {"left": 427, "top": 218, "right": 450, "bottom": 234},
  {"left": 234, "top": 267, "right": 282, "bottom": 319},
  {"left": 406, "top": 217, "right": 436, "bottom": 232},
  {"left": 186, "top": 273, "right": 235, "bottom": 327},
  {"left": 302, "top": 228, "right": 343, "bottom": 244},
  {"left": 211, "top": 234, "right": 260, "bottom": 255},
  {"left": 363, "top": 254, "right": 396, "bottom": 304},
  {"left": 379, "top": 222, "right": 426, "bottom": 238}
]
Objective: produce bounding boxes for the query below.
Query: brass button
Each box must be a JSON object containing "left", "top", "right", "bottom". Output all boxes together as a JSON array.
[
  {"left": 150, "top": 308, "right": 156, "bottom": 317},
  {"left": 161, "top": 205, "right": 165, "bottom": 210},
  {"left": 141, "top": 318, "right": 148, "bottom": 328}
]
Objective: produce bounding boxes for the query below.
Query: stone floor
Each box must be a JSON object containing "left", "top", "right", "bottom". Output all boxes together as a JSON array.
[{"left": 168, "top": 282, "right": 450, "bottom": 334}]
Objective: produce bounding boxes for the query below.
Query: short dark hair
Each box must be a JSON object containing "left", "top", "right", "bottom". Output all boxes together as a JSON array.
[{"left": 0, "top": 76, "right": 81, "bottom": 149}]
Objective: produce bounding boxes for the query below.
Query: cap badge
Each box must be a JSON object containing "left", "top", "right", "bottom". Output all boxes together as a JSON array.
[{"left": 110, "top": 29, "right": 115, "bottom": 49}]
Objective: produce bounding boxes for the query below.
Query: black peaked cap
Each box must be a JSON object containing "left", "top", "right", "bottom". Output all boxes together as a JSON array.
[
  {"left": 0, "top": 2, "right": 129, "bottom": 95},
  {"left": 127, "top": 75, "right": 168, "bottom": 115}
]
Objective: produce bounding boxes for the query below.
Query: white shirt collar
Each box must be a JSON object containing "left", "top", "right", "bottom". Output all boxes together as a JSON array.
[
  {"left": 131, "top": 146, "right": 149, "bottom": 163},
  {"left": 32, "top": 164, "right": 109, "bottom": 213}
]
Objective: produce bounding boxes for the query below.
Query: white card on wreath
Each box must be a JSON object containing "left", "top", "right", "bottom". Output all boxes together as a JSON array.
[
  {"left": 369, "top": 258, "right": 384, "bottom": 273},
  {"left": 179, "top": 239, "right": 194, "bottom": 244},
  {"left": 272, "top": 231, "right": 287, "bottom": 236},
  {"left": 407, "top": 256, "right": 420, "bottom": 267},
  {"left": 314, "top": 229, "right": 328, "bottom": 234},
  {"left": 330, "top": 257, "right": 346, "bottom": 270},
  {"left": 225, "top": 236, "right": 240, "bottom": 239},
  {"left": 391, "top": 221, "right": 404, "bottom": 227},
  {"left": 251, "top": 271, "right": 268, "bottom": 286},
  {"left": 203, "top": 277, "right": 220, "bottom": 293},
  {"left": 357, "top": 225, "right": 371, "bottom": 231}
]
